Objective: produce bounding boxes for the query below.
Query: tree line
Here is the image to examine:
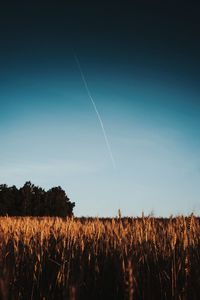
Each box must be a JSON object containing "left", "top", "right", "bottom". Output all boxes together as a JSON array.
[{"left": 0, "top": 182, "right": 75, "bottom": 217}]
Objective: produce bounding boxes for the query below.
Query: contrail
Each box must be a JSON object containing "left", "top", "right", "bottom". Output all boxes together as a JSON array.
[{"left": 74, "top": 54, "right": 116, "bottom": 169}]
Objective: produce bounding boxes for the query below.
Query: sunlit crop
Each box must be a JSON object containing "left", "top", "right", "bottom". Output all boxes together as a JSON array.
[{"left": 0, "top": 215, "right": 199, "bottom": 299}]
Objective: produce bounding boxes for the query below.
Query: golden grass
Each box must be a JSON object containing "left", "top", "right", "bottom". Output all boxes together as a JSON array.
[{"left": 0, "top": 215, "right": 200, "bottom": 299}]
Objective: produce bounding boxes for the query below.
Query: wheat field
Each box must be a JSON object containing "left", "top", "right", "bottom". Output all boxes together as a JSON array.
[{"left": 0, "top": 215, "right": 200, "bottom": 300}]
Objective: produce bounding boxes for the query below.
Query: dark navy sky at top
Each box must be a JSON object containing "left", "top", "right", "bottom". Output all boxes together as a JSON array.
[
  {"left": 0, "top": 1, "right": 200, "bottom": 85},
  {"left": 0, "top": 1, "right": 200, "bottom": 127}
]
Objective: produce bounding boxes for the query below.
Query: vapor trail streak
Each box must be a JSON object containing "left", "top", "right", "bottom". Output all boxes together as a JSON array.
[{"left": 74, "top": 54, "right": 116, "bottom": 169}]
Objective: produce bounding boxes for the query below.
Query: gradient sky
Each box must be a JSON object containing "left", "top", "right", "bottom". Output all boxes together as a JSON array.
[{"left": 1, "top": 1, "right": 200, "bottom": 216}]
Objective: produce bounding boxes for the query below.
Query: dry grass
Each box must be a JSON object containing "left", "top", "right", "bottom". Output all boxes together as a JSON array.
[{"left": 0, "top": 215, "right": 200, "bottom": 299}]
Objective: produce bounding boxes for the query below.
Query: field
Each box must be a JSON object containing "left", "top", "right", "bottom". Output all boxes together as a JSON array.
[{"left": 0, "top": 215, "right": 200, "bottom": 300}]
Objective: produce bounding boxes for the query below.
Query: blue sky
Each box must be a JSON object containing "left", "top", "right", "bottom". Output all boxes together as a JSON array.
[
  {"left": 1, "top": 59, "right": 200, "bottom": 216},
  {"left": 0, "top": 2, "right": 200, "bottom": 216}
]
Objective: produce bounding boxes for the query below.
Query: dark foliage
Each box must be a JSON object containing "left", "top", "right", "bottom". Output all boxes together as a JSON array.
[{"left": 0, "top": 182, "right": 75, "bottom": 217}]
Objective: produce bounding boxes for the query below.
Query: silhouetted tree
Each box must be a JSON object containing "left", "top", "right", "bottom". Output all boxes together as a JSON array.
[
  {"left": 0, "top": 182, "right": 75, "bottom": 217},
  {"left": 46, "top": 186, "right": 75, "bottom": 217},
  {"left": 0, "top": 184, "right": 19, "bottom": 216},
  {"left": 19, "top": 181, "right": 33, "bottom": 215}
]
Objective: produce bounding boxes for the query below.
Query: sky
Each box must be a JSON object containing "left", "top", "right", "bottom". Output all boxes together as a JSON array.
[{"left": 0, "top": 1, "right": 200, "bottom": 216}]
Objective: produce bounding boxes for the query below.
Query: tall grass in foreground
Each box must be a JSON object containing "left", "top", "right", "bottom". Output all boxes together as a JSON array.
[{"left": 0, "top": 215, "right": 200, "bottom": 299}]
